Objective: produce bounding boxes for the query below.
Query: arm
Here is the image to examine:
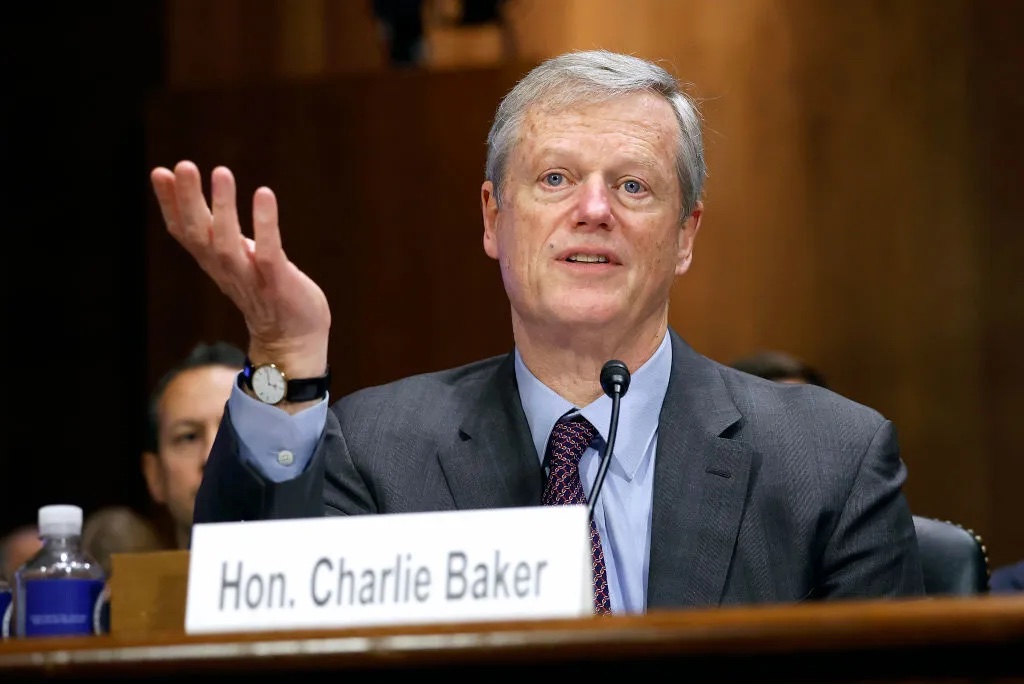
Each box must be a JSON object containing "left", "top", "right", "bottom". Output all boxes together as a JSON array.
[
  {"left": 195, "top": 387, "right": 377, "bottom": 523},
  {"left": 151, "top": 162, "right": 335, "bottom": 519},
  {"left": 229, "top": 382, "right": 327, "bottom": 483},
  {"left": 817, "top": 420, "right": 926, "bottom": 598}
]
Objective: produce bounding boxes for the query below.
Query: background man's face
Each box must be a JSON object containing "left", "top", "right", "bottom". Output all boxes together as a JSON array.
[{"left": 143, "top": 365, "right": 238, "bottom": 545}]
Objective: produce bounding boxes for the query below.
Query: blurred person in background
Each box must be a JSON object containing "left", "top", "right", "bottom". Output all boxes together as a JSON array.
[
  {"left": 0, "top": 524, "right": 42, "bottom": 582},
  {"left": 142, "top": 341, "right": 245, "bottom": 549},
  {"left": 81, "top": 506, "right": 165, "bottom": 577},
  {"left": 989, "top": 560, "right": 1024, "bottom": 594},
  {"left": 730, "top": 349, "right": 829, "bottom": 389}
]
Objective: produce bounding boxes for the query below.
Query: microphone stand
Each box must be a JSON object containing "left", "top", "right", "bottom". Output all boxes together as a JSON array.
[
  {"left": 587, "top": 389, "right": 621, "bottom": 521},
  {"left": 587, "top": 360, "right": 630, "bottom": 522}
]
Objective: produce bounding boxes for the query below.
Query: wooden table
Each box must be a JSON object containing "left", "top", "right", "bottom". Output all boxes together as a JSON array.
[{"left": 1, "top": 595, "right": 1022, "bottom": 681}]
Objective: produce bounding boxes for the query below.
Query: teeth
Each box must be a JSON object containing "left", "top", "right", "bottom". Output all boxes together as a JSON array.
[{"left": 567, "top": 254, "right": 609, "bottom": 263}]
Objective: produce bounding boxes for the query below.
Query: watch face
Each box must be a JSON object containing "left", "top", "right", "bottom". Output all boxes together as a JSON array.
[{"left": 252, "top": 364, "right": 286, "bottom": 404}]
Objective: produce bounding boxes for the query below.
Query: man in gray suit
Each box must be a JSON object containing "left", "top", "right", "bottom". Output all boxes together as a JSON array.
[{"left": 150, "top": 50, "right": 924, "bottom": 613}]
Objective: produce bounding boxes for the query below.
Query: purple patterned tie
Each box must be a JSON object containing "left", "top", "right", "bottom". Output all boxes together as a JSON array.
[{"left": 541, "top": 415, "right": 612, "bottom": 615}]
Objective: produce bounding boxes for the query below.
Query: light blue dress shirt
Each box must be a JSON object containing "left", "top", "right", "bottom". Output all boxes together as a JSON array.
[{"left": 230, "top": 333, "right": 672, "bottom": 614}]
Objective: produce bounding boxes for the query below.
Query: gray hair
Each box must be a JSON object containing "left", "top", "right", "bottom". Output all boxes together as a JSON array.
[{"left": 485, "top": 50, "right": 706, "bottom": 219}]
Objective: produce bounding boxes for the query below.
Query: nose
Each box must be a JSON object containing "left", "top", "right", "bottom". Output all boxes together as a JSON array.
[{"left": 574, "top": 176, "right": 613, "bottom": 230}]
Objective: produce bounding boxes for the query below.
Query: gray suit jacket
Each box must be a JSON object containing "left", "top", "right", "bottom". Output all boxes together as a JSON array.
[{"left": 196, "top": 329, "right": 924, "bottom": 607}]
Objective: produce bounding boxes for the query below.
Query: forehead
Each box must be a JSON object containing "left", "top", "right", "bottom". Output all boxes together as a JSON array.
[
  {"left": 159, "top": 365, "right": 237, "bottom": 421},
  {"left": 515, "top": 91, "right": 679, "bottom": 163}
]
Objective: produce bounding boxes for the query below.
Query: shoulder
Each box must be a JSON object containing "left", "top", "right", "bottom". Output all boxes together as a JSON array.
[
  {"left": 703, "top": 360, "right": 906, "bottom": 521},
  {"left": 668, "top": 331, "right": 888, "bottom": 453},
  {"left": 699, "top": 361, "right": 899, "bottom": 501},
  {"left": 715, "top": 361, "right": 891, "bottom": 451}
]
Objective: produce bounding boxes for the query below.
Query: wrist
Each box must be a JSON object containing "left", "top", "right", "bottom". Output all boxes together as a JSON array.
[
  {"left": 240, "top": 354, "right": 331, "bottom": 409},
  {"left": 238, "top": 379, "right": 323, "bottom": 415},
  {"left": 247, "top": 337, "right": 328, "bottom": 379}
]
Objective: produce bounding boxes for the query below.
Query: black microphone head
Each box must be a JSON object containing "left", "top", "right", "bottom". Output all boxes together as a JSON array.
[{"left": 600, "top": 360, "right": 631, "bottom": 398}]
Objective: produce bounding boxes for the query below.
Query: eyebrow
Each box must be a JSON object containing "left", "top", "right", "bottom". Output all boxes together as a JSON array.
[{"left": 165, "top": 418, "right": 204, "bottom": 433}]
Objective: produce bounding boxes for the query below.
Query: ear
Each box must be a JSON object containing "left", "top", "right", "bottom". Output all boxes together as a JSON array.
[
  {"left": 481, "top": 180, "right": 500, "bottom": 261},
  {"left": 675, "top": 200, "right": 704, "bottom": 276},
  {"left": 141, "top": 451, "right": 167, "bottom": 505}
]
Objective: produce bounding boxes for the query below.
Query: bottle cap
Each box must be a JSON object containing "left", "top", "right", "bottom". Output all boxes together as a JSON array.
[{"left": 38, "top": 505, "right": 83, "bottom": 537}]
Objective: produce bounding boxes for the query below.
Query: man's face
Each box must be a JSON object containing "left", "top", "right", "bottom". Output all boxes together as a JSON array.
[
  {"left": 142, "top": 365, "right": 237, "bottom": 545},
  {"left": 481, "top": 92, "right": 702, "bottom": 337}
]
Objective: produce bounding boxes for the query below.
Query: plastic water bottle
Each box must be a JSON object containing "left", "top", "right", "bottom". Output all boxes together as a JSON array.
[
  {"left": 14, "top": 505, "right": 105, "bottom": 637},
  {"left": 0, "top": 575, "right": 11, "bottom": 638}
]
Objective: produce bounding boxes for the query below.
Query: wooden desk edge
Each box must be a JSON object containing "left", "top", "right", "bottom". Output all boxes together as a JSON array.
[{"left": 2, "top": 595, "right": 1023, "bottom": 674}]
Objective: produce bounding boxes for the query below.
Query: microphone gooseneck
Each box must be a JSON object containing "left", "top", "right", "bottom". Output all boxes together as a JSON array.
[{"left": 587, "top": 360, "right": 631, "bottom": 520}]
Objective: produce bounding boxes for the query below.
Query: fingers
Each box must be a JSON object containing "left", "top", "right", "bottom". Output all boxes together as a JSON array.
[
  {"left": 210, "top": 166, "right": 243, "bottom": 257},
  {"left": 252, "top": 186, "right": 285, "bottom": 285},
  {"left": 151, "top": 161, "right": 287, "bottom": 289},
  {"left": 173, "top": 160, "right": 212, "bottom": 244},
  {"left": 150, "top": 167, "right": 182, "bottom": 237}
]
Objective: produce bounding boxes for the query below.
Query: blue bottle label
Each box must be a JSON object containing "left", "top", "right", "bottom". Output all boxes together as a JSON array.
[
  {"left": 0, "top": 589, "right": 11, "bottom": 638},
  {"left": 24, "top": 579, "right": 104, "bottom": 637}
]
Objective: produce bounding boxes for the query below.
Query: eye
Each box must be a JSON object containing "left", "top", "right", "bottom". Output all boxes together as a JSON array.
[
  {"left": 622, "top": 179, "right": 645, "bottom": 194},
  {"left": 543, "top": 172, "right": 565, "bottom": 187},
  {"left": 173, "top": 430, "right": 199, "bottom": 446}
]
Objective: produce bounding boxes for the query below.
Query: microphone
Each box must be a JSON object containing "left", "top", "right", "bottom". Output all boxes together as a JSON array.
[{"left": 587, "top": 360, "right": 631, "bottom": 520}]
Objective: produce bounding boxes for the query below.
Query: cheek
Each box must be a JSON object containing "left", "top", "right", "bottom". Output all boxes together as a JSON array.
[
  {"left": 164, "top": 453, "right": 203, "bottom": 490},
  {"left": 636, "top": 233, "right": 670, "bottom": 266},
  {"left": 633, "top": 228, "right": 682, "bottom": 280},
  {"left": 499, "top": 217, "right": 538, "bottom": 272}
]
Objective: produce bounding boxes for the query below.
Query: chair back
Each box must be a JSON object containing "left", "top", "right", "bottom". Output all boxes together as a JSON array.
[{"left": 913, "top": 515, "right": 989, "bottom": 595}]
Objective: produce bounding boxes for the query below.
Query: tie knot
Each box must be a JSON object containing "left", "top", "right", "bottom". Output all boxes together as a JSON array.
[{"left": 546, "top": 415, "right": 597, "bottom": 468}]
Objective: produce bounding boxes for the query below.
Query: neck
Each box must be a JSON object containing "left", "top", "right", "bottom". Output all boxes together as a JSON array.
[{"left": 513, "top": 312, "right": 668, "bottom": 406}]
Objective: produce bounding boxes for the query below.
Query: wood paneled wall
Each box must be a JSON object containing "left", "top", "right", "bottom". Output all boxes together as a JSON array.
[
  {"left": 165, "top": 0, "right": 384, "bottom": 84},
  {"left": 146, "top": 67, "right": 522, "bottom": 393},
  {"left": 150, "top": 0, "right": 1022, "bottom": 566}
]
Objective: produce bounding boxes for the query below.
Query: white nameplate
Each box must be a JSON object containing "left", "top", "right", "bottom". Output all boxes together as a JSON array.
[{"left": 184, "top": 505, "right": 593, "bottom": 634}]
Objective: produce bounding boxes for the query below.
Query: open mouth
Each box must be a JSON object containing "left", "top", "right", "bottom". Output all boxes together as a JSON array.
[{"left": 565, "top": 253, "right": 611, "bottom": 264}]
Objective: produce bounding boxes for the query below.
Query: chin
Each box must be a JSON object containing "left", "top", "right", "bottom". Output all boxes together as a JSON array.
[{"left": 545, "top": 296, "right": 623, "bottom": 329}]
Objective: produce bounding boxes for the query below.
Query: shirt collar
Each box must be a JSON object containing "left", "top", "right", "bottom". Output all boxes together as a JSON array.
[{"left": 514, "top": 332, "right": 672, "bottom": 481}]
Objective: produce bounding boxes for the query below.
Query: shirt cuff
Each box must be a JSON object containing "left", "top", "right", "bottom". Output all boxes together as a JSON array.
[{"left": 228, "top": 380, "right": 328, "bottom": 483}]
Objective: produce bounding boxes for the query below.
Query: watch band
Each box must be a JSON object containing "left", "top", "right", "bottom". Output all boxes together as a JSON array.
[{"left": 240, "top": 359, "right": 331, "bottom": 403}]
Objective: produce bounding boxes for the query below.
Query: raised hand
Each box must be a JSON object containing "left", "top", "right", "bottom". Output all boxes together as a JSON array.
[{"left": 150, "top": 161, "right": 331, "bottom": 383}]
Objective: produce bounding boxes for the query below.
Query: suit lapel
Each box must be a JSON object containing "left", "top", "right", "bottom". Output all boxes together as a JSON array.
[
  {"left": 648, "top": 331, "right": 753, "bottom": 608},
  {"left": 437, "top": 352, "right": 544, "bottom": 510}
]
